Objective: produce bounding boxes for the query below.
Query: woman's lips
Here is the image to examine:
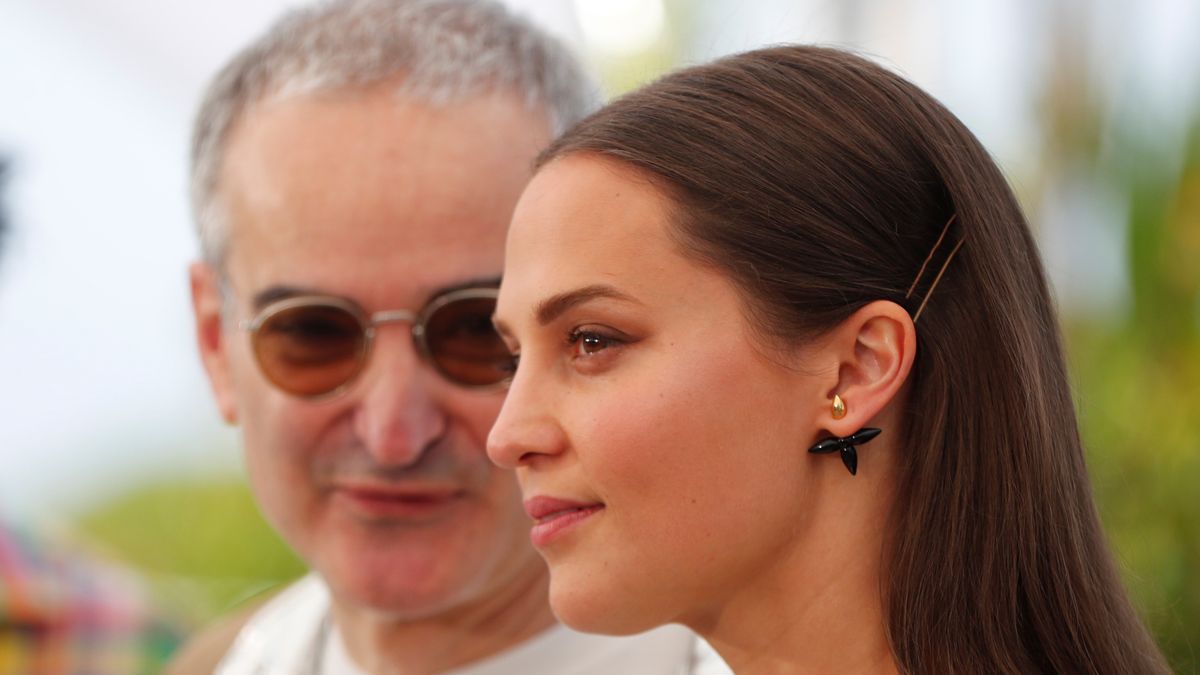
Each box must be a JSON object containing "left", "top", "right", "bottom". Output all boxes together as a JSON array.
[{"left": 524, "top": 496, "right": 605, "bottom": 547}]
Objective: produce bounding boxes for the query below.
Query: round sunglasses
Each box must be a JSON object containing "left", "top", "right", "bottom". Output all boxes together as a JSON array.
[{"left": 239, "top": 287, "right": 511, "bottom": 399}]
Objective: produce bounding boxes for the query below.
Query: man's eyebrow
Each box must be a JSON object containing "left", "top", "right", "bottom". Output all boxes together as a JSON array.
[
  {"left": 249, "top": 275, "right": 502, "bottom": 311},
  {"left": 434, "top": 275, "right": 502, "bottom": 299},
  {"left": 252, "top": 285, "right": 316, "bottom": 309},
  {"left": 534, "top": 284, "right": 641, "bottom": 326}
]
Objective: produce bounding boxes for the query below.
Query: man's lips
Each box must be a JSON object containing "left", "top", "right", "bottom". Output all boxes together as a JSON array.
[
  {"left": 524, "top": 496, "right": 604, "bottom": 547},
  {"left": 332, "top": 482, "right": 465, "bottom": 520}
]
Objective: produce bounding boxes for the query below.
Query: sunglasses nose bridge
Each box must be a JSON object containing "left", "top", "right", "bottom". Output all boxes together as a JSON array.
[
  {"left": 369, "top": 309, "right": 419, "bottom": 327},
  {"left": 364, "top": 309, "right": 425, "bottom": 359}
]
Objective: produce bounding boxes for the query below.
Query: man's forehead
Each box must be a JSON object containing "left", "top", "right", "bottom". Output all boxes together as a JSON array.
[
  {"left": 217, "top": 85, "right": 536, "bottom": 311},
  {"left": 223, "top": 232, "right": 505, "bottom": 307},
  {"left": 226, "top": 85, "right": 551, "bottom": 164}
]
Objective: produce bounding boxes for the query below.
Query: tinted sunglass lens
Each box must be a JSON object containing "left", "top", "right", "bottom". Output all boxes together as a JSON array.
[
  {"left": 424, "top": 296, "right": 510, "bottom": 386},
  {"left": 253, "top": 304, "right": 367, "bottom": 397}
]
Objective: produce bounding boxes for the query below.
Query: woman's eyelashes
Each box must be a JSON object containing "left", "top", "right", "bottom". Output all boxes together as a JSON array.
[{"left": 566, "top": 326, "right": 629, "bottom": 364}]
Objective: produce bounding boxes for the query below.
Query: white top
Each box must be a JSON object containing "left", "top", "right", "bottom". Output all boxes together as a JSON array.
[{"left": 217, "top": 574, "right": 730, "bottom": 675}]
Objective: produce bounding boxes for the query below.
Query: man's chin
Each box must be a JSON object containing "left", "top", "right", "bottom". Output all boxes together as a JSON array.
[
  {"left": 311, "top": 535, "right": 491, "bottom": 620},
  {"left": 321, "top": 565, "right": 469, "bottom": 619}
]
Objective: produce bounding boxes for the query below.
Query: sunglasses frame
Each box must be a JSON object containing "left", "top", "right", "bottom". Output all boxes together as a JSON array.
[{"left": 239, "top": 286, "right": 507, "bottom": 399}]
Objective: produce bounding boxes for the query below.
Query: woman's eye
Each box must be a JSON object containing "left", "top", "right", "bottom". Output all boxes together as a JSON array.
[{"left": 567, "top": 329, "right": 621, "bottom": 357}]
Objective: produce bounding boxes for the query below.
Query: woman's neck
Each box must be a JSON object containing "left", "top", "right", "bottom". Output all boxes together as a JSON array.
[{"left": 693, "top": 472, "right": 899, "bottom": 674}]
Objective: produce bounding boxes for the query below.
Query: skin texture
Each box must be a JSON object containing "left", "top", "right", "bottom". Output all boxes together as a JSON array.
[
  {"left": 489, "top": 155, "right": 916, "bottom": 674},
  {"left": 190, "top": 84, "right": 555, "bottom": 673}
]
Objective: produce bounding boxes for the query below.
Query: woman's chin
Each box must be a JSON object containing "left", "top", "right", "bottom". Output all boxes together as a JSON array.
[{"left": 548, "top": 574, "right": 672, "bottom": 636}]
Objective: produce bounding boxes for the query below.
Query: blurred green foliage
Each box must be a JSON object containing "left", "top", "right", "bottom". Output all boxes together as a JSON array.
[
  {"left": 1073, "top": 322, "right": 1200, "bottom": 673},
  {"left": 1069, "top": 115, "right": 1200, "bottom": 673},
  {"left": 74, "top": 476, "right": 305, "bottom": 628}
]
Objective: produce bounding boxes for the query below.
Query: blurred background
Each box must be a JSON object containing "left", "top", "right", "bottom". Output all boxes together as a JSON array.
[{"left": 1, "top": 0, "right": 1197, "bottom": 669}]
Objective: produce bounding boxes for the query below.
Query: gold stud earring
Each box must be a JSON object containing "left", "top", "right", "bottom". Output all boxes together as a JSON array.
[{"left": 832, "top": 394, "right": 847, "bottom": 420}]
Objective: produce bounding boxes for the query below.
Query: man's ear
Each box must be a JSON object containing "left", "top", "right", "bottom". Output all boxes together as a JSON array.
[
  {"left": 811, "top": 300, "right": 916, "bottom": 438},
  {"left": 190, "top": 261, "right": 239, "bottom": 424}
]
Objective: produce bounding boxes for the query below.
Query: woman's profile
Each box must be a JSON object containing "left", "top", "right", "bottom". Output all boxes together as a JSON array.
[{"left": 487, "top": 46, "right": 1170, "bottom": 673}]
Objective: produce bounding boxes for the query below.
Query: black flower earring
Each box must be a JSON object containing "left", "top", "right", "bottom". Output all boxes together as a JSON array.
[
  {"left": 808, "top": 428, "right": 881, "bottom": 476},
  {"left": 807, "top": 396, "right": 881, "bottom": 475}
]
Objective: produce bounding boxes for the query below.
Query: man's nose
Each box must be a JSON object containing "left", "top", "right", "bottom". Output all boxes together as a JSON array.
[
  {"left": 487, "top": 365, "right": 567, "bottom": 469},
  {"left": 351, "top": 325, "right": 446, "bottom": 467}
]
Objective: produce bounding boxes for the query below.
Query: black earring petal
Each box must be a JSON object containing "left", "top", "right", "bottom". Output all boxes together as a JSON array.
[
  {"left": 807, "top": 437, "right": 843, "bottom": 455},
  {"left": 848, "top": 428, "right": 882, "bottom": 445},
  {"left": 806, "top": 427, "right": 881, "bottom": 476},
  {"left": 840, "top": 446, "right": 858, "bottom": 475}
]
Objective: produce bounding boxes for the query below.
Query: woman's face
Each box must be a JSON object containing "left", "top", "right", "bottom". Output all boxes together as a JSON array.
[{"left": 489, "top": 155, "right": 828, "bottom": 634}]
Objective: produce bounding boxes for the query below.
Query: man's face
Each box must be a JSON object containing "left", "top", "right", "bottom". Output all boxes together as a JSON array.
[{"left": 191, "top": 85, "right": 552, "bottom": 618}]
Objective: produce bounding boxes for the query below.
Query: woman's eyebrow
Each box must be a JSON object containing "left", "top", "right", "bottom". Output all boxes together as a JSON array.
[{"left": 534, "top": 284, "right": 642, "bottom": 326}]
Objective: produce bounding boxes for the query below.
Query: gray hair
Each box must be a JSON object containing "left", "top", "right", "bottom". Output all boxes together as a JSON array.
[{"left": 190, "top": 0, "right": 599, "bottom": 267}]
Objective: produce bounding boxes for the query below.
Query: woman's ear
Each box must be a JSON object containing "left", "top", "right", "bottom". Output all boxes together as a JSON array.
[{"left": 812, "top": 300, "right": 916, "bottom": 437}]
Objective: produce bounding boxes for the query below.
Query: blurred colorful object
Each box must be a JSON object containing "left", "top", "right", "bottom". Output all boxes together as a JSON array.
[{"left": 0, "top": 521, "right": 180, "bottom": 673}]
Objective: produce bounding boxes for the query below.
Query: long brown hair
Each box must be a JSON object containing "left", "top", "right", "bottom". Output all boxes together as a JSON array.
[{"left": 540, "top": 46, "right": 1169, "bottom": 674}]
